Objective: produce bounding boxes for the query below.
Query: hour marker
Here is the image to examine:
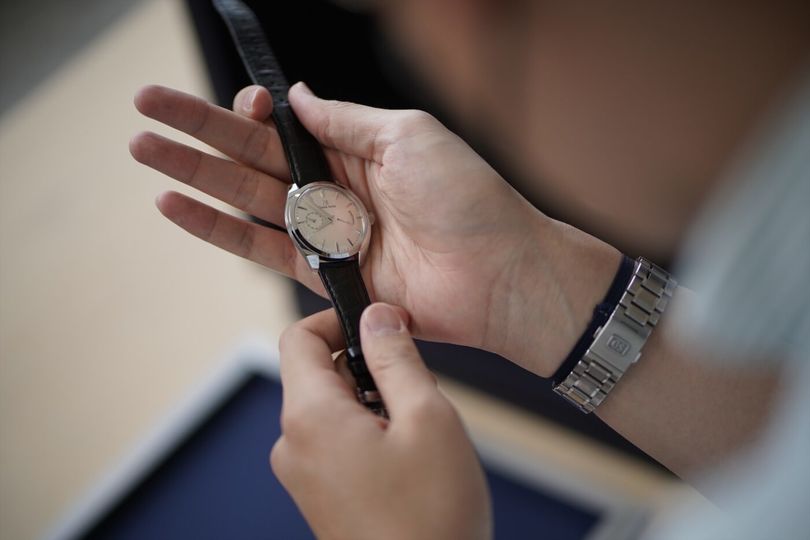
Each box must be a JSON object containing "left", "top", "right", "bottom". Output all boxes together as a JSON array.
[
  {"left": 299, "top": 206, "right": 309, "bottom": 211},
  {"left": 335, "top": 241, "right": 340, "bottom": 252},
  {"left": 347, "top": 238, "right": 354, "bottom": 247}
]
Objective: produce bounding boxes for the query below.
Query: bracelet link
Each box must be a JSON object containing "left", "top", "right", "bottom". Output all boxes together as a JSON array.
[{"left": 554, "top": 257, "right": 677, "bottom": 413}]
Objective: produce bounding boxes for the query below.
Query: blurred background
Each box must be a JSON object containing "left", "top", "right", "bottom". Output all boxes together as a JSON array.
[{"left": 0, "top": 1, "right": 689, "bottom": 538}]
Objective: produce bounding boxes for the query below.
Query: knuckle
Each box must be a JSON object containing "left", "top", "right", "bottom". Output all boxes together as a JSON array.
[
  {"left": 232, "top": 169, "right": 260, "bottom": 211},
  {"left": 202, "top": 209, "right": 221, "bottom": 242},
  {"left": 269, "top": 437, "right": 287, "bottom": 474},
  {"left": 408, "top": 393, "right": 453, "bottom": 425},
  {"left": 279, "top": 407, "right": 308, "bottom": 438},
  {"left": 234, "top": 223, "right": 255, "bottom": 259},
  {"left": 278, "top": 324, "right": 304, "bottom": 355},
  {"left": 269, "top": 437, "right": 299, "bottom": 487},
  {"left": 279, "top": 400, "right": 334, "bottom": 444},
  {"left": 239, "top": 122, "right": 272, "bottom": 165},
  {"left": 185, "top": 149, "right": 204, "bottom": 186},
  {"left": 398, "top": 109, "right": 436, "bottom": 132},
  {"left": 188, "top": 96, "right": 211, "bottom": 135}
]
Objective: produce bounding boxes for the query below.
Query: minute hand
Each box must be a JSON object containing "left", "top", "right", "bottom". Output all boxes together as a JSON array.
[{"left": 336, "top": 214, "right": 355, "bottom": 225}]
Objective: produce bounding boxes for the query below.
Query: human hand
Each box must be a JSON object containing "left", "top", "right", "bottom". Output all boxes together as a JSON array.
[
  {"left": 272, "top": 303, "right": 491, "bottom": 540},
  {"left": 130, "top": 83, "right": 619, "bottom": 376}
]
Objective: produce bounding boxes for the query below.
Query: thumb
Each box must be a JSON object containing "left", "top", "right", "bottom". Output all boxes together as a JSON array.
[
  {"left": 289, "top": 81, "right": 392, "bottom": 163},
  {"left": 360, "top": 303, "right": 438, "bottom": 419}
]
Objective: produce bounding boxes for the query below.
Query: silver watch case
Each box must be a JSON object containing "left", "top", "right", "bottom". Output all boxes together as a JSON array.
[{"left": 284, "top": 181, "right": 373, "bottom": 270}]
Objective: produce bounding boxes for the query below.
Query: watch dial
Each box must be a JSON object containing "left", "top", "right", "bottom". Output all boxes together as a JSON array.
[{"left": 292, "top": 184, "right": 368, "bottom": 257}]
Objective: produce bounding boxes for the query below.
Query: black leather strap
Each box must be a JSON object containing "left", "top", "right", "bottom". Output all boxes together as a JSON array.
[
  {"left": 318, "top": 259, "right": 370, "bottom": 349},
  {"left": 213, "top": 0, "right": 331, "bottom": 186},
  {"left": 272, "top": 104, "right": 332, "bottom": 187},
  {"left": 318, "top": 259, "right": 382, "bottom": 406},
  {"left": 214, "top": 0, "right": 383, "bottom": 415}
]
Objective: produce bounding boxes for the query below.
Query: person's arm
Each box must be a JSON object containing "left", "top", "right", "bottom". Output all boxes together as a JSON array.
[
  {"left": 595, "top": 288, "right": 782, "bottom": 480},
  {"left": 496, "top": 220, "right": 784, "bottom": 480},
  {"left": 132, "top": 83, "right": 780, "bottom": 482}
]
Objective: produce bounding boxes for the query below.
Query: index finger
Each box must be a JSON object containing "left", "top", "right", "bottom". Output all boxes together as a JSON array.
[
  {"left": 278, "top": 310, "right": 358, "bottom": 417},
  {"left": 134, "top": 85, "right": 290, "bottom": 181}
]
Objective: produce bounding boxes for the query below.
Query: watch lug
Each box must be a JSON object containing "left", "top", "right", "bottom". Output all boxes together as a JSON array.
[{"left": 306, "top": 254, "right": 320, "bottom": 270}]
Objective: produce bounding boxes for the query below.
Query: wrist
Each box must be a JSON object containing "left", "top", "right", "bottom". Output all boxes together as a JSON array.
[{"left": 491, "top": 215, "right": 622, "bottom": 378}]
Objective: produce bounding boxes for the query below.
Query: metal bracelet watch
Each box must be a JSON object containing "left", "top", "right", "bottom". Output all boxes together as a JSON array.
[
  {"left": 553, "top": 258, "right": 677, "bottom": 413},
  {"left": 214, "top": 0, "right": 386, "bottom": 416}
]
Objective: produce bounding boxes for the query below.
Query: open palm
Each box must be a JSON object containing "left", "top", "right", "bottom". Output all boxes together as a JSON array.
[{"left": 131, "top": 83, "right": 551, "bottom": 359}]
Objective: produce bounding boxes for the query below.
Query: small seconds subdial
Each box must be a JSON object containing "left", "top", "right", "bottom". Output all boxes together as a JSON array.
[{"left": 291, "top": 184, "right": 368, "bottom": 257}]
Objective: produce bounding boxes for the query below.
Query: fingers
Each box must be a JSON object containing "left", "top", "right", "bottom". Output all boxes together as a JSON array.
[
  {"left": 278, "top": 310, "right": 364, "bottom": 423},
  {"left": 360, "top": 303, "right": 440, "bottom": 421},
  {"left": 233, "top": 85, "right": 273, "bottom": 121},
  {"left": 130, "top": 132, "right": 288, "bottom": 226},
  {"left": 288, "top": 82, "right": 396, "bottom": 163},
  {"left": 134, "top": 85, "right": 289, "bottom": 181},
  {"left": 291, "top": 308, "right": 346, "bottom": 352},
  {"left": 155, "top": 191, "right": 318, "bottom": 287}
]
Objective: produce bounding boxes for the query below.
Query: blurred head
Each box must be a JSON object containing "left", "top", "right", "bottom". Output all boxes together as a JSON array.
[{"left": 375, "top": 0, "right": 810, "bottom": 255}]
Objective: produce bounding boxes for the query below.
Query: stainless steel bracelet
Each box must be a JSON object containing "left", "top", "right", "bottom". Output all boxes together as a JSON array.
[{"left": 553, "top": 257, "right": 677, "bottom": 413}]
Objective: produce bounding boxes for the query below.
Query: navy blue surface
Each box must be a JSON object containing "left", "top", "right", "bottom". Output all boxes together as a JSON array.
[
  {"left": 78, "top": 372, "right": 599, "bottom": 539},
  {"left": 486, "top": 469, "right": 598, "bottom": 539}
]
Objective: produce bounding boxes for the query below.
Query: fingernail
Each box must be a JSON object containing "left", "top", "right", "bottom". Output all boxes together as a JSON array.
[
  {"left": 364, "top": 304, "right": 403, "bottom": 336},
  {"left": 245, "top": 87, "right": 261, "bottom": 112},
  {"left": 295, "top": 81, "right": 314, "bottom": 96}
]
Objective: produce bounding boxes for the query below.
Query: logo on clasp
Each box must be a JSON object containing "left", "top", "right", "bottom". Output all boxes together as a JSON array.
[{"left": 607, "top": 334, "right": 631, "bottom": 356}]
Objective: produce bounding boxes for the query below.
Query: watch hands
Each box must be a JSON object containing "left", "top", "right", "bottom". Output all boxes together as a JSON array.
[{"left": 308, "top": 199, "right": 335, "bottom": 223}]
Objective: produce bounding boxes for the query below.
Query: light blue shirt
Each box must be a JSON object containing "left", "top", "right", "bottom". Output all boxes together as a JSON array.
[{"left": 648, "top": 71, "right": 810, "bottom": 539}]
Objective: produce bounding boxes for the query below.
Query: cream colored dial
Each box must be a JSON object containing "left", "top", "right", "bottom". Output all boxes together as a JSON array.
[{"left": 290, "top": 184, "right": 368, "bottom": 257}]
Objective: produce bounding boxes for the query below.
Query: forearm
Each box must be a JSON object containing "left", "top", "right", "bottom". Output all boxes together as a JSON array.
[
  {"left": 595, "top": 287, "right": 782, "bottom": 480},
  {"left": 500, "top": 218, "right": 781, "bottom": 480}
]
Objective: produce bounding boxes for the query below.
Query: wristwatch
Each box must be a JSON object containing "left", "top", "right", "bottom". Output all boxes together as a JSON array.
[
  {"left": 553, "top": 258, "right": 676, "bottom": 413},
  {"left": 214, "top": 0, "right": 386, "bottom": 416}
]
